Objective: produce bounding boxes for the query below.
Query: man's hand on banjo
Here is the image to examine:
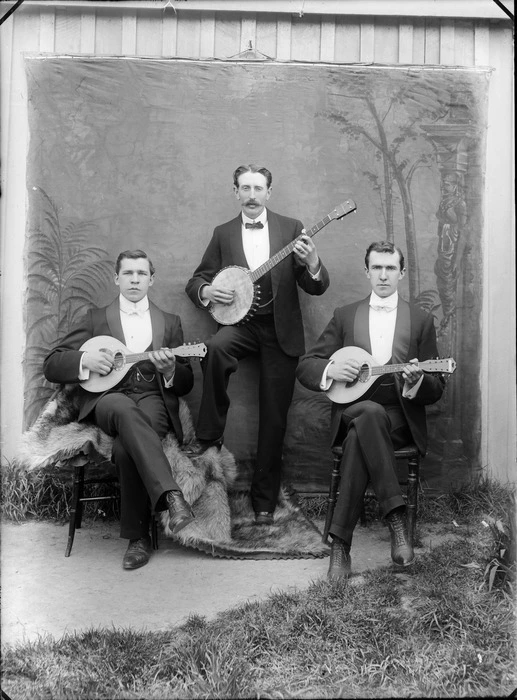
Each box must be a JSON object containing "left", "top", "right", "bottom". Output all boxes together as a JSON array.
[
  {"left": 293, "top": 232, "right": 319, "bottom": 273},
  {"left": 201, "top": 285, "right": 235, "bottom": 305}
]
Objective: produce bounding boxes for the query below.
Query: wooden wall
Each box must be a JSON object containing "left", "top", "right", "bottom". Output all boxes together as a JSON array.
[{"left": 1, "top": 0, "right": 514, "bottom": 484}]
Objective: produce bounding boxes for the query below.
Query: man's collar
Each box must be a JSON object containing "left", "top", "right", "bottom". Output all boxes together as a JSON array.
[
  {"left": 369, "top": 291, "right": 398, "bottom": 310},
  {"left": 242, "top": 210, "right": 268, "bottom": 226},
  {"left": 119, "top": 294, "right": 150, "bottom": 315}
]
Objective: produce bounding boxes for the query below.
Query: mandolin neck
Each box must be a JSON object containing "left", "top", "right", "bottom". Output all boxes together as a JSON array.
[
  {"left": 124, "top": 351, "right": 152, "bottom": 364},
  {"left": 249, "top": 214, "right": 333, "bottom": 283}
]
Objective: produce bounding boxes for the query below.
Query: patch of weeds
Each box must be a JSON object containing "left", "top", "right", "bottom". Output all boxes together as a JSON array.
[{"left": 1, "top": 461, "right": 119, "bottom": 523}]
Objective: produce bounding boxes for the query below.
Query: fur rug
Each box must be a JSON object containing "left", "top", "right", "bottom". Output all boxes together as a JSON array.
[{"left": 14, "top": 386, "right": 329, "bottom": 560}]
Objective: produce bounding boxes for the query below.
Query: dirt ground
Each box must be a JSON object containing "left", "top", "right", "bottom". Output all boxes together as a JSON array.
[{"left": 1, "top": 518, "right": 452, "bottom": 647}]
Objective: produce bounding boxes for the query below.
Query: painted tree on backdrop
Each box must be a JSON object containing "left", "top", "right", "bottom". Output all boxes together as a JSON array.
[
  {"left": 324, "top": 68, "right": 477, "bottom": 316},
  {"left": 24, "top": 187, "right": 113, "bottom": 427}
]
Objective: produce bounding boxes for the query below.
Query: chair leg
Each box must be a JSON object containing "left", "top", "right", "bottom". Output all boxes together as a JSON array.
[
  {"left": 323, "top": 452, "right": 341, "bottom": 544},
  {"left": 65, "top": 463, "right": 85, "bottom": 557},
  {"left": 406, "top": 455, "right": 419, "bottom": 548}
]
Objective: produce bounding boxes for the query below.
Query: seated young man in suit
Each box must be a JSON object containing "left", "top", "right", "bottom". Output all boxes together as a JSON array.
[
  {"left": 296, "top": 241, "right": 445, "bottom": 580},
  {"left": 44, "top": 249, "right": 195, "bottom": 570},
  {"left": 185, "top": 164, "right": 330, "bottom": 525}
]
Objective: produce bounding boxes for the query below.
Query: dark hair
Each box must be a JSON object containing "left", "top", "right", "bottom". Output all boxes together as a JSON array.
[
  {"left": 115, "top": 249, "right": 155, "bottom": 276},
  {"left": 364, "top": 241, "right": 405, "bottom": 271},
  {"left": 233, "top": 164, "right": 272, "bottom": 189}
]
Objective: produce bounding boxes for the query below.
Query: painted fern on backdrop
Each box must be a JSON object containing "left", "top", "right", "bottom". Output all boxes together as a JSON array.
[{"left": 24, "top": 187, "right": 113, "bottom": 427}]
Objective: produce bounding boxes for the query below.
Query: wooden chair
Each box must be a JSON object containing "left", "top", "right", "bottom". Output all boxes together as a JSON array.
[
  {"left": 322, "top": 443, "right": 420, "bottom": 546},
  {"left": 65, "top": 453, "right": 158, "bottom": 557}
]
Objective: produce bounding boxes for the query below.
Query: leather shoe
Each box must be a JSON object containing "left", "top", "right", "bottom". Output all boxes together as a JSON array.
[
  {"left": 328, "top": 537, "right": 352, "bottom": 581},
  {"left": 255, "top": 511, "right": 274, "bottom": 526},
  {"left": 166, "top": 490, "right": 195, "bottom": 534},
  {"left": 386, "top": 508, "right": 414, "bottom": 566},
  {"left": 123, "top": 536, "right": 152, "bottom": 570},
  {"left": 185, "top": 438, "right": 223, "bottom": 458}
]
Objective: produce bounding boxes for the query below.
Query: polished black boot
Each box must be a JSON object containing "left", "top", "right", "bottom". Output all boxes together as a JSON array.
[
  {"left": 386, "top": 508, "right": 414, "bottom": 566},
  {"left": 328, "top": 536, "right": 352, "bottom": 581},
  {"left": 123, "top": 536, "right": 152, "bottom": 570},
  {"left": 166, "top": 490, "right": 195, "bottom": 534}
]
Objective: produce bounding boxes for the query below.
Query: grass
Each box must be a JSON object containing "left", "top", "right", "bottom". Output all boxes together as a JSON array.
[
  {"left": 0, "top": 461, "right": 120, "bottom": 523},
  {"left": 1, "top": 472, "right": 515, "bottom": 698},
  {"left": 1, "top": 534, "right": 514, "bottom": 698}
]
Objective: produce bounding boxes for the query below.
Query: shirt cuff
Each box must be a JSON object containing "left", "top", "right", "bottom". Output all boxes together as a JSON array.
[
  {"left": 163, "top": 370, "right": 175, "bottom": 388},
  {"left": 198, "top": 285, "right": 210, "bottom": 307},
  {"left": 78, "top": 352, "right": 90, "bottom": 381},
  {"left": 308, "top": 262, "right": 322, "bottom": 280},
  {"left": 402, "top": 374, "right": 424, "bottom": 399},
  {"left": 319, "top": 361, "right": 334, "bottom": 391}
]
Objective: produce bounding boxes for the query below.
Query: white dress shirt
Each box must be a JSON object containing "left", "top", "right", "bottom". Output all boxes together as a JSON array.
[
  {"left": 368, "top": 290, "right": 399, "bottom": 364},
  {"left": 119, "top": 294, "right": 152, "bottom": 352},
  {"left": 241, "top": 211, "right": 270, "bottom": 270}
]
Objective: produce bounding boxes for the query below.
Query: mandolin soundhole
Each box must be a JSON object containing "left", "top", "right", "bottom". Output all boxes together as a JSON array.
[{"left": 112, "top": 352, "right": 125, "bottom": 370}]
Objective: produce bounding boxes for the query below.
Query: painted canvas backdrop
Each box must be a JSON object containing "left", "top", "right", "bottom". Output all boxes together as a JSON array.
[{"left": 24, "top": 58, "right": 488, "bottom": 491}]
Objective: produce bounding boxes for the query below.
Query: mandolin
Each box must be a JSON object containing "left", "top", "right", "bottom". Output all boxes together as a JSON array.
[
  {"left": 208, "top": 199, "right": 357, "bottom": 326},
  {"left": 79, "top": 336, "right": 207, "bottom": 393},
  {"left": 325, "top": 346, "right": 456, "bottom": 405}
]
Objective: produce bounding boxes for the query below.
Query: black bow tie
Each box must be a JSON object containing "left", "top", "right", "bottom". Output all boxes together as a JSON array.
[{"left": 245, "top": 221, "right": 264, "bottom": 229}]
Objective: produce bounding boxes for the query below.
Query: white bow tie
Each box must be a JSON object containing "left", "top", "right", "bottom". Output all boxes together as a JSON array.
[
  {"left": 370, "top": 303, "right": 397, "bottom": 312},
  {"left": 123, "top": 308, "right": 147, "bottom": 318}
]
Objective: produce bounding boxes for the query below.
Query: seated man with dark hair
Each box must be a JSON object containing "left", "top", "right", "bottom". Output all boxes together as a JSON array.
[
  {"left": 44, "top": 249, "right": 195, "bottom": 570},
  {"left": 296, "top": 241, "right": 445, "bottom": 580}
]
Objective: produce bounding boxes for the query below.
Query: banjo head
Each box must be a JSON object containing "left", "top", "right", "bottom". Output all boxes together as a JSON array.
[{"left": 209, "top": 266, "right": 258, "bottom": 325}]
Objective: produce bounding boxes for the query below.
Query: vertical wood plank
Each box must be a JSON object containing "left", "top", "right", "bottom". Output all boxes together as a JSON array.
[
  {"left": 255, "top": 13, "right": 278, "bottom": 60},
  {"left": 454, "top": 19, "right": 474, "bottom": 65},
  {"left": 135, "top": 12, "right": 162, "bottom": 57},
  {"left": 334, "top": 18, "right": 360, "bottom": 62},
  {"left": 39, "top": 7, "right": 56, "bottom": 52},
  {"left": 200, "top": 11, "right": 216, "bottom": 57},
  {"left": 162, "top": 11, "right": 178, "bottom": 56},
  {"left": 474, "top": 21, "right": 490, "bottom": 66},
  {"left": 360, "top": 21, "right": 375, "bottom": 62},
  {"left": 320, "top": 15, "right": 336, "bottom": 62},
  {"left": 373, "top": 18, "right": 398, "bottom": 63},
  {"left": 1, "top": 8, "right": 42, "bottom": 454},
  {"left": 122, "top": 13, "right": 137, "bottom": 55},
  {"left": 439, "top": 19, "right": 455, "bottom": 65},
  {"left": 176, "top": 11, "right": 201, "bottom": 58},
  {"left": 96, "top": 11, "right": 122, "bottom": 55},
  {"left": 424, "top": 17, "right": 440, "bottom": 64},
  {"left": 411, "top": 17, "right": 426, "bottom": 63},
  {"left": 291, "top": 15, "right": 320, "bottom": 62},
  {"left": 80, "top": 11, "right": 96, "bottom": 53},
  {"left": 240, "top": 14, "right": 256, "bottom": 52},
  {"left": 276, "top": 17, "right": 292, "bottom": 60},
  {"left": 398, "top": 22, "right": 413, "bottom": 63},
  {"left": 214, "top": 12, "right": 241, "bottom": 59},
  {"left": 55, "top": 8, "right": 82, "bottom": 54}
]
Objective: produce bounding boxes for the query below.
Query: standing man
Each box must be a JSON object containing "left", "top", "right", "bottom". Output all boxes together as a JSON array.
[
  {"left": 296, "top": 241, "right": 445, "bottom": 580},
  {"left": 44, "top": 250, "right": 195, "bottom": 570},
  {"left": 185, "top": 164, "right": 330, "bottom": 524}
]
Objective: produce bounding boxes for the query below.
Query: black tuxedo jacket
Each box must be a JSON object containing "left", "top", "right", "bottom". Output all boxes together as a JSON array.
[
  {"left": 296, "top": 296, "right": 445, "bottom": 455},
  {"left": 43, "top": 299, "right": 193, "bottom": 443},
  {"left": 185, "top": 208, "right": 330, "bottom": 357}
]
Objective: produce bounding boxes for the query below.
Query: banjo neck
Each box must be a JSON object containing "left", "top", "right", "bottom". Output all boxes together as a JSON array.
[{"left": 248, "top": 214, "right": 334, "bottom": 284}]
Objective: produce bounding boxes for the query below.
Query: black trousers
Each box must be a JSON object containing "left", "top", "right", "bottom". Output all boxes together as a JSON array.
[
  {"left": 329, "top": 398, "right": 412, "bottom": 546},
  {"left": 94, "top": 391, "right": 180, "bottom": 540},
  {"left": 196, "top": 315, "right": 298, "bottom": 514}
]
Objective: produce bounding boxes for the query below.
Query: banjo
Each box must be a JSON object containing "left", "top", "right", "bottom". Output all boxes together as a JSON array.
[{"left": 208, "top": 199, "right": 357, "bottom": 326}]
